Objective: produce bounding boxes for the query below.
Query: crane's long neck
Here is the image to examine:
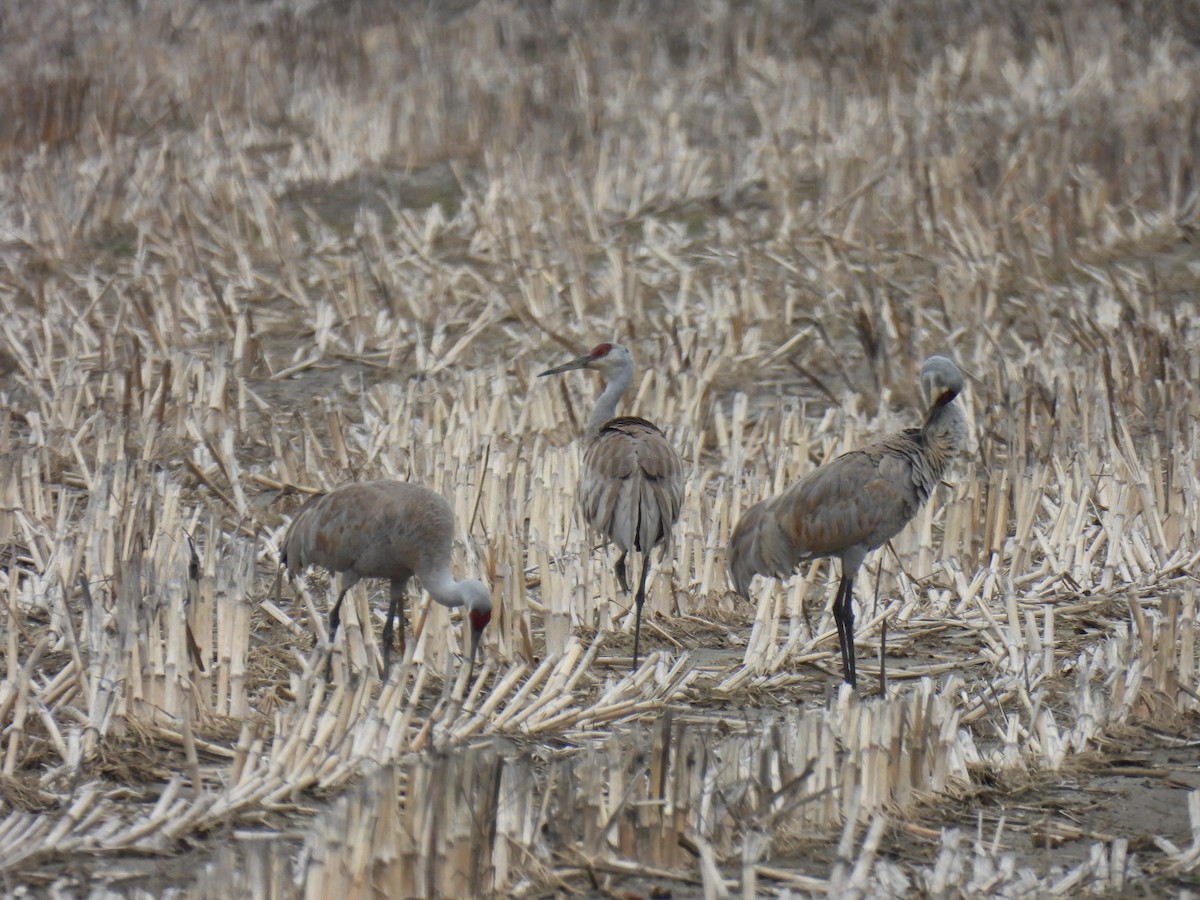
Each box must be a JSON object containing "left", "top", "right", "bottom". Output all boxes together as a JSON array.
[
  {"left": 588, "top": 359, "right": 633, "bottom": 434},
  {"left": 418, "top": 566, "right": 468, "bottom": 609},
  {"left": 921, "top": 400, "right": 966, "bottom": 477}
]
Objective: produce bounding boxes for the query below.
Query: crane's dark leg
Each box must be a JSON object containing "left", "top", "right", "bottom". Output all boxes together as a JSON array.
[
  {"left": 831, "top": 575, "right": 857, "bottom": 688},
  {"left": 878, "top": 617, "right": 888, "bottom": 697},
  {"left": 381, "top": 581, "right": 408, "bottom": 672},
  {"left": 831, "top": 577, "right": 848, "bottom": 680},
  {"left": 329, "top": 589, "right": 347, "bottom": 643},
  {"left": 615, "top": 551, "right": 630, "bottom": 593},
  {"left": 400, "top": 603, "right": 408, "bottom": 653},
  {"left": 846, "top": 578, "right": 857, "bottom": 687},
  {"left": 631, "top": 553, "right": 653, "bottom": 670},
  {"left": 326, "top": 586, "right": 351, "bottom": 680}
]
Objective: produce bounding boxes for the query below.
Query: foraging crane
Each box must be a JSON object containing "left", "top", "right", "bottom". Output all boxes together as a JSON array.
[
  {"left": 728, "top": 355, "right": 966, "bottom": 688},
  {"left": 539, "top": 342, "right": 684, "bottom": 669},
  {"left": 280, "top": 480, "right": 492, "bottom": 679}
]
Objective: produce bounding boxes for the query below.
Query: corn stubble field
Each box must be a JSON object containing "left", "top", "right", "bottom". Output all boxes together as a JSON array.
[{"left": 3, "top": 0, "right": 1200, "bottom": 896}]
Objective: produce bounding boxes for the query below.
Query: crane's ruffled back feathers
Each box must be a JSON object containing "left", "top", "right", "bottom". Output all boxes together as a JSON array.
[
  {"left": 728, "top": 497, "right": 783, "bottom": 597},
  {"left": 729, "top": 430, "right": 948, "bottom": 594},
  {"left": 281, "top": 481, "right": 456, "bottom": 582},
  {"left": 578, "top": 416, "right": 684, "bottom": 554},
  {"left": 281, "top": 490, "right": 337, "bottom": 574},
  {"left": 777, "top": 446, "right": 918, "bottom": 555}
]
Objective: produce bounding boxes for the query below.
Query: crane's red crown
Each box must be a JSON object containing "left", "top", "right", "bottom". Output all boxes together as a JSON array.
[
  {"left": 590, "top": 342, "right": 614, "bottom": 358},
  {"left": 469, "top": 609, "right": 491, "bottom": 632}
]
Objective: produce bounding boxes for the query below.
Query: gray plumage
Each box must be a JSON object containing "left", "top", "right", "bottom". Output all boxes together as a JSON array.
[
  {"left": 280, "top": 480, "right": 492, "bottom": 678},
  {"left": 540, "top": 342, "right": 685, "bottom": 669},
  {"left": 729, "top": 355, "right": 967, "bottom": 688}
]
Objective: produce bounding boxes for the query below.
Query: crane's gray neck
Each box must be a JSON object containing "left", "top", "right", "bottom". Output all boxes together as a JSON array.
[
  {"left": 420, "top": 567, "right": 468, "bottom": 609},
  {"left": 588, "top": 358, "right": 633, "bottom": 433},
  {"left": 921, "top": 400, "right": 966, "bottom": 475}
]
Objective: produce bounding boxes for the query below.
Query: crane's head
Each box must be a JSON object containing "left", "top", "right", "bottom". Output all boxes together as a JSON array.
[
  {"left": 462, "top": 579, "right": 493, "bottom": 677},
  {"left": 920, "top": 355, "right": 964, "bottom": 408},
  {"left": 538, "top": 342, "right": 633, "bottom": 380}
]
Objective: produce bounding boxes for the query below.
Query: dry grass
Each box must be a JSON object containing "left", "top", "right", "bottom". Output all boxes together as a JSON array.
[{"left": 3, "top": 0, "right": 1200, "bottom": 895}]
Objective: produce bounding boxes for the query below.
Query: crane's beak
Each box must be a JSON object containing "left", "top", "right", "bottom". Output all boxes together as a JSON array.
[
  {"left": 466, "top": 627, "right": 481, "bottom": 680},
  {"left": 465, "top": 609, "right": 490, "bottom": 684},
  {"left": 920, "top": 356, "right": 963, "bottom": 409},
  {"left": 539, "top": 354, "right": 593, "bottom": 377},
  {"left": 924, "top": 377, "right": 959, "bottom": 408}
]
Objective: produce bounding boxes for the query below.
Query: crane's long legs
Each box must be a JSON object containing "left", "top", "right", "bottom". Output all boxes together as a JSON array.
[
  {"left": 831, "top": 575, "right": 857, "bottom": 688},
  {"left": 632, "top": 553, "right": 652, "bottom": 670},
  {"left": 381, "top": 581, "right": 408, "bottom": 671},
  {"left": 615, "top": 551, "right": 630, "bottom": 593},
  {"left": 326, "top": 586, "right": 351, "bottom": 680}
]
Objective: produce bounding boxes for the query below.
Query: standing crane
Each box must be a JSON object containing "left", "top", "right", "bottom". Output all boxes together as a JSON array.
[
  {"left": 539, "top": 342, "right": 685, "bottom": 670},
  {"left": 280, "top": 480, "right": 492, "bottom": 680},
  {"left": 728, "top": 355, "right": 966, "bottom": 689}
]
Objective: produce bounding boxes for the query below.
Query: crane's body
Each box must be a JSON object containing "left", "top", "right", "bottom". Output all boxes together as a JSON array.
[
  {"left": 729, "top": 355, "right": 966, "bottom": 688},
  {"left": 540, "top": 342, "right": 684, "bottom": 669},
  {"left": 281, "top": 480, "right": 492, "bottom": 678}
]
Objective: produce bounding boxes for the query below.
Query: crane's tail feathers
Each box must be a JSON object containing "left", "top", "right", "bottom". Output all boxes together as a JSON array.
[
  {"left": 646, "top": 479, "right": 679, "bottom": 553},
  {"left": 728, "top": 498, "right": 794, "bottom": 600}
]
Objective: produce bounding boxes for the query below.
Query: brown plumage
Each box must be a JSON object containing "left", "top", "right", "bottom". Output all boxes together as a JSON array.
[
  {"left": 280, "top": 480, "right": 492, "bottom": 679},
  {"left": 729, "top": 355, "right": 966, "bottom": 688},
  {"left": 540, "top": 342, "right": 685, "bottom": 669}
]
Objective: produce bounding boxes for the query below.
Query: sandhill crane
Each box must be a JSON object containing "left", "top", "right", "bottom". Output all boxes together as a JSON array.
[
  {"left": 540, "top": 342, "right": 684, "bottom": 670},
  {"left": 280, "top": 480, "right": 492, "bottom": 679},
  {"left": 728, "top": 355, "right": 966, "bottom": 689}
]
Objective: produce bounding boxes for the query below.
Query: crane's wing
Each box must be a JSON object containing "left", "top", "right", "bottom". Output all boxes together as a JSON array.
[
  {"left": 281, "top": 481, "right": 445, "bottom": 575},
  {"left": 775, "top": 448, "right": 918, "bottom": 555},
  {"left": 578, "top": 416, "right": 684, "bottom": 554},
  {"left": 729, "top": 441, "right": 922, "bottom": 595}
]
